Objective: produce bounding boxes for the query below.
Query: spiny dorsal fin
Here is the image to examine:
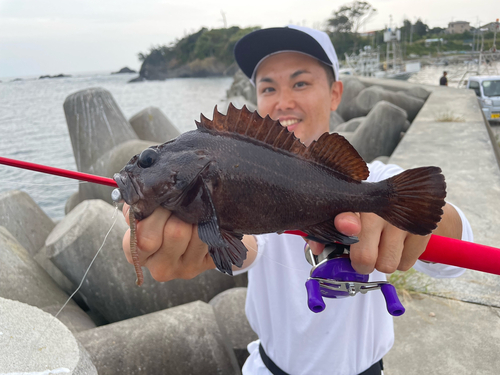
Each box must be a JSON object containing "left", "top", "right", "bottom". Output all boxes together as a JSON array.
[
  {"left": 301, "top": 133, "right": 369, "bottom": 181},
  {"left": 195, "top": 103, "right": 369, "bottom": 181}
]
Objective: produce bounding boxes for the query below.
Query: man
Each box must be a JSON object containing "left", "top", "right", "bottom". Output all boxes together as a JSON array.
[
  {"left": 440, "top": 71, "right": 448, "bottom": 86},
  {"left": 122, "top": 26, "right": 472, "bottom": 375}
]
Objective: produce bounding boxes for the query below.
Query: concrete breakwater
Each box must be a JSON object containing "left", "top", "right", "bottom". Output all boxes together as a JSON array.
[{"left": 1, "top": 73, "right": 500, "bottom": 374}]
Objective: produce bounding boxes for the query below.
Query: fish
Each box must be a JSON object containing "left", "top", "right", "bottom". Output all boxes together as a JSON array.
[{"left": 114, "top": 104, "right": 446, "bottom": 279}]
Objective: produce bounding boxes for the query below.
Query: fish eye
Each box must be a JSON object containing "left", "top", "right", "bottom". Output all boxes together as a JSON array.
[{"left": 138, "top": 148, "right": 158, "bottom": 168}]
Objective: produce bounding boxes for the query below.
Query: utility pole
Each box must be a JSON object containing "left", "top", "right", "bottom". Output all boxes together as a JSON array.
[
  {"left": 493, "top": 18, "right": 499, "bottom": 52},
  {"left": 410, "top": 22, "right": 413, "bottom": 45}
]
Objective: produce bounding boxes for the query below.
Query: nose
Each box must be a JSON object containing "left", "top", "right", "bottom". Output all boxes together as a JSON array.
[{"left": 275, "top": 88, "right": 296, "bottom": 112}]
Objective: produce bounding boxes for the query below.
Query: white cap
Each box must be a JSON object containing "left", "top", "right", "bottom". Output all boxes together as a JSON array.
[{"left": 234, "top": 25, "right": 339, "bottom": 85}]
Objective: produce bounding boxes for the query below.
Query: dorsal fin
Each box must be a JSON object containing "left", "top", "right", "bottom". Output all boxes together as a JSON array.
[{"left": 195, "top": 103, "right": 369, "bottom": 181}]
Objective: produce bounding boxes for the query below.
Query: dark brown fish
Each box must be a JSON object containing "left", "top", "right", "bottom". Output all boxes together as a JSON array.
[{"left": 114, "top": 104, "right": 446, "bottom": 277}]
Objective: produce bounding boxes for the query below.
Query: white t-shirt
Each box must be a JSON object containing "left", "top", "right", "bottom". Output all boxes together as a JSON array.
[{"left": 240, "top": 161, "right": 474, "bottom": 375}]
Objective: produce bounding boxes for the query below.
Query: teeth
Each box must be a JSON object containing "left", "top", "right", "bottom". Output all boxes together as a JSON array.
[{"left": 281, "top": 119, "right": 299, "bottom": 127}]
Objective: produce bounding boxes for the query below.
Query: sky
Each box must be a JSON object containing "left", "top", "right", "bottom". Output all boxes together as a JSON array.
[{"left": 1, "top": 0, "right": 498, "bottom": 78}]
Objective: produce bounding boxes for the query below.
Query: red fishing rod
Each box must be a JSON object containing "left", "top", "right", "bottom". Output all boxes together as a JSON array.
[
  {"left": 1, "top": 155, "right": 500, "bottom": 276},
  {"left": 0, "top": 156, "right": 118, "bottom": 187}
]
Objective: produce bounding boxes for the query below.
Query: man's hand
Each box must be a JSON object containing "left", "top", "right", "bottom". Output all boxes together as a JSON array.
[
  {"left": 307, "top": 203, "right": 462, "bottom": 275},
  {"left": 122, "top": 204, "right": 215, "bottom": 282}
]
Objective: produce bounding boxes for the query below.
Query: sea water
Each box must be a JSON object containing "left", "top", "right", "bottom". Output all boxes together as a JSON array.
[{"left": 0, "top": 73, "right": 232, "bottom": 220}]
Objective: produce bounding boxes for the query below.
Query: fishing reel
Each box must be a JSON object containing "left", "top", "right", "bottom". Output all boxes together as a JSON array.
[{"left": 304, "top": 243, "right": 405, "bottom": 316}]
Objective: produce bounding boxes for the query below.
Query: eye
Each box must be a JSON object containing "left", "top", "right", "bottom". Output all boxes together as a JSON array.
[
  {"left": 138, "top": 148, "right": 158, "bottom": 168},
  {"left": 261, "top": 86, "right": 275, "bottom": 94}
]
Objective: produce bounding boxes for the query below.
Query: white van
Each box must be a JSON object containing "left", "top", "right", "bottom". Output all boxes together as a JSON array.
[{"left": 467, "top": 76, "right": 500, "bottom": 123}]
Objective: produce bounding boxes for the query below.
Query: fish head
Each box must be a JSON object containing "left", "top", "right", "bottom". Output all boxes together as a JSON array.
[{"left": 114, "top": 143, "right": 188, "bottom": 221}]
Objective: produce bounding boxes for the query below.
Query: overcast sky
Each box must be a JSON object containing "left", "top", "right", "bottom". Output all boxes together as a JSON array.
[{"left": 1, "top": 0, "right": 498, "bottom": 78}]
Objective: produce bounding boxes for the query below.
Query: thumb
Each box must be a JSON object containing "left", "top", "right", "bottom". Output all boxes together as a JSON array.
[{"left": 334, "top": 212, "right": 361, "bottom": 237}]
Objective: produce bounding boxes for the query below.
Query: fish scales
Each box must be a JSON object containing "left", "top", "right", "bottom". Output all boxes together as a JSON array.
[
  {"left": 183, "top": 131, "right": 385, "bottom": 233},
  {"left": 115, "top": 104, "right": 446, "bottom": 277}
]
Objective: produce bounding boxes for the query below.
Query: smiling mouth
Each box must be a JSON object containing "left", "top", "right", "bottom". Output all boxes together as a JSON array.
[{"left": 280, "top": 118, "right": 301, "bottom": 127}]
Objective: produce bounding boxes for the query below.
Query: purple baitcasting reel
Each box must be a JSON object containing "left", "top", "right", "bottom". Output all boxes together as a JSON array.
[{"left": 304, "top": 243, "right": 405, "bottom": 316}]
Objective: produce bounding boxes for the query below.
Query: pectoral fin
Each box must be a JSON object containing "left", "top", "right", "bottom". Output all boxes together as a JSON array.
[{"left": 196, "top": 179, "right": 247, "bottom": 275}]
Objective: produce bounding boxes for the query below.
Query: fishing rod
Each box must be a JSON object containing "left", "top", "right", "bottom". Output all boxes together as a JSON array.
[
  {"left": 0, "top": 156, "right": 119, "bottom": 187},
  {"left": 1, "top": 155, "right": 500, "bottom": 277}
]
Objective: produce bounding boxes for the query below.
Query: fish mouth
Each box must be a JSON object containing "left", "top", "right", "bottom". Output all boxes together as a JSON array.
[{"left": 113, "top": 172, "right": 141, "bottom": 206}]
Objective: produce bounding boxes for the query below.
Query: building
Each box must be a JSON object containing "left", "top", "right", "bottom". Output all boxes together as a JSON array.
[
  {"left": 425, "top": 38, "right": 444, "bottom": 47},
  {"left": 447, "top": 21, "right": 471, "bottom": 34},
  {"left": 480, "top": 20, "right": 499, "bottom": 33}
]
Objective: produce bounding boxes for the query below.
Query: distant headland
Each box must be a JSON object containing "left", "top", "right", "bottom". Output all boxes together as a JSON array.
[{"left": 128, "top": 26, "right": 259, "bottom": 83}]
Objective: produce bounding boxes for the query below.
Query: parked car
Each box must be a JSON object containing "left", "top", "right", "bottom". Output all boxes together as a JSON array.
[{"left": 467, "top": 76, "right": 500, "bottom": 123}]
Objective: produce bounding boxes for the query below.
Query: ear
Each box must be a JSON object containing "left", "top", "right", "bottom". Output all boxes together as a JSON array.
[{"left": 330, "top": 81, "right": 343, "bottom": 112}]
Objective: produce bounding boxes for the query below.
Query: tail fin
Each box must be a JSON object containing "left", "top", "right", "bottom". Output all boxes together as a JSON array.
[{"left": 379, "top": 167, "right": 446, "bottom": 236}]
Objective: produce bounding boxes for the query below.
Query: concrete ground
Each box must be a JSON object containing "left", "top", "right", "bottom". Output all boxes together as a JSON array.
[
  {"left": 384, "top": 293, "right": 500, "bottom": 375},
  {"left": 367, "top": 81, "right": 500, "bottom": 375}
]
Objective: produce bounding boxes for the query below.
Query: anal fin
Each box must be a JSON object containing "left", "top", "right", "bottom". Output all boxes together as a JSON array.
[{"left": 301, "top": 220, "right": 359, "bottom": 245}]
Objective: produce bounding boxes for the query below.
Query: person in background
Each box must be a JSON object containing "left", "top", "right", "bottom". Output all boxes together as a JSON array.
[
  {"left": 440, "top": 71, "right": 448, "bottom": 86},
  {"left": 121, "top": 26, "right": 473, "bottom": 375}
]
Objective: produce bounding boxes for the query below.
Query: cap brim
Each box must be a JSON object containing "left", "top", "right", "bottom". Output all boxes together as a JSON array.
[{"left": 234, "top": 27, "right": 333, "bottom": 82}]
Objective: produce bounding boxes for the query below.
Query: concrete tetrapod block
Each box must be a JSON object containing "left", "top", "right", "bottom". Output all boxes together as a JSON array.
[
  {"left": 403, "top": 86, "right": 431, "bottom": 101},
  {"left": 63, "top": 87, "right": 138, "bottom": 173},
  {"left": 385, "top": 294, "right": 500, "bottom": 375},
  {"left": 356, "top": 85, "right": 425, "bottom": 123},
  {"left": 350, "top": 101, "right": 408, "bottom": 163},
  {"left": 210, "top": 287, "right": 258, "bottom": 369},
  {"left": 76, "top": 301, "right": 241, "bottom": 375},
  {"left": 227, "top": 69, "right": 257, "bottom": 105},
  {"left": 76, "top": 139, "right": 155, "bottom": 208},
  {"left": 335, "top": 131, "right": 355, "bottom": 144},
  {"left": 129, "top": 106, "right": 181, "bottom": 143},
  {"left": 0, "top": 297, "right": 97, "bottom": 374},
  {"left": 0, "top": 190, "right": 55, "bottom": 256},
  {"left": 221, "top": 97, "right": 257, "bottom": 115},
  {"left": 0, "top": 226, "right": 96, "bottom": 333},
  {"left": 334, "top": 116, "right": 366, "bottom": 132},
  {"left": 337, "top": 77, "right": 367, "bottom": 121},
  {"left": 329, "top": 110, "right": 345, "bottom": 132},
  {"left": 45, "top": 199, "right": 242, "bottom": 323}
]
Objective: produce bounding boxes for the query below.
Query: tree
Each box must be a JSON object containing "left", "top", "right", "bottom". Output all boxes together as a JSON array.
[
  {"left": 326, "top": 1, "right": 377, "bottom": 34},
  {"left": 414, "top": 19, "right": 429, "bottom": 37}
]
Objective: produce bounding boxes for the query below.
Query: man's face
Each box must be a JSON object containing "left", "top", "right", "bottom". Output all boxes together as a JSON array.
[{"left": 255, "top": 52, "right": 343, "bottom": 146}]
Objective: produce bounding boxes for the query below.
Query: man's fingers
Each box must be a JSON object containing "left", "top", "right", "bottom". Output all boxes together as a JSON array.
[
  {"left": 349, "top": 213, "right": 382, "bottom": 274},
  {"left": 375, "top": 225, "right": 406, "bottom": 274},
  {"left": 334, "top": 212, "right": 361, "bottom": 237},
  {"left": 178, "top": 227, "right": 213, "bottom": 277},
  {"left": 122, "top": 228, "right": 133, "bottom": 264},
  {"left": 135, "top": 207, "right": 172, "bottom": 254},
  {"left": 122, "top": 203, "right": 130, "bottom": 225},
  {"left": 308, "top": 240, "right": 325, "bottom": 256},
  {"left": 144, "top": 214, "right": 193, "bottom": 281},
  {"left": 398, "top": 234, "right": 431, "bottom": 271}
]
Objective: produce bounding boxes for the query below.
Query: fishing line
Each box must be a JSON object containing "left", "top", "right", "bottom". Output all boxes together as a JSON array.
[
  {"left": 243, "top": 236, "right": 307, "bottom": 273},
  {"left": 23, "top": 205, "right": 119, "bottom": 370}
]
